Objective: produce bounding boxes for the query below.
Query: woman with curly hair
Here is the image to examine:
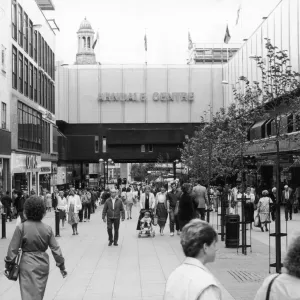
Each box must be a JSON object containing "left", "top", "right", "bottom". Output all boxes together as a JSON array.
[
  {"left": 4, "top": 195, "right": 67, "bottom": 300},
  {"left": 254, "top": 231, "right": 300, "bottom": 300},
  {"left": 164, "top": 219, "right": 221, "bottom": 299}
]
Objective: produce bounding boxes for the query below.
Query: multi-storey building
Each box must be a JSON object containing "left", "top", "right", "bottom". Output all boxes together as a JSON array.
[
  {"left": 187, "top": 43, "right": 240, "bottom": 65},
  {"left": 8, "top": 0, "right": 58, "bottom": 194},
  {"left": 223, "top": 0, "right": 300, "bottom": 189},
  {"left": 0, "top": 1, "right": 11, "bottom": 193}
]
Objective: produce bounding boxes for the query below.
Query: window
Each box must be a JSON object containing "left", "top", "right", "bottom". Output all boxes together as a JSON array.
[
  {"left": 287, "top": 114, "right": 294, "bottom": 133},
  {"left": 12, "top": 46, "right": 17, "bottom": 89},
  {"left": 29, "top": 63, "right": 33, "bottom": 99},
  {"left": 52, "top": 52, "right": 55, "bottom": 80},
  {"left": 42, "top": 120, "right": 50, "bottom": 154},
  {"left": 87, "top": 37, "right": 91, "bottom": 48},
  {"left": 1, "top": 45, "right": 6, "bottom": 72},
  {"left": 102, "top": 136, "right": 107, "bottom": 153},
  {"left": 52, "top": 84, "right": 55, "bottom": 113},
  {"left": 18, "top": 52, "right": 23, "bottom": 93},
  {"left": 95, "top": 136, "right": 99, "bottom": 153},
  {"left": 24, "top": 58, "right": 28, "bottom": 96},
  {"left": 33, "top": 67, "right": 37, "bottom": 102},
  {"left": 17, "top": 101, "right": 42, "bottom": 151},
  {"left": 41, "top": 74, "right": 44, "bottom": 106},
  {"left": 17, "top": 4, "right": 23, "bottom": 47},
  {"left": 141, "top": 145, "right": 145, "bottom": 152},
  {"left": 41, "top": 37, "right": 44, "bottom": 69},
  {"left": 23, "top": 13, "right": 28, "bottom": 52},
  {"left": 29, "top": 20, "right": 33, "bottom": 57},
  {"left": 11, "top": 0, "right": 17, "bottom": 40},
  {"left": 38, "top": 71, "right": 42, "bottom": 105},
  {"left": 147, "top": 144, "right": 153, "bottom": 152},
  {"left": 33, "top": 30, "right": 37, "bottom": 62},
  {"left": 38, "top": 33, "right": 41, "bottom": 66},
  {"left": 1, "top": 102, "right": 7, "bottom": 129}
]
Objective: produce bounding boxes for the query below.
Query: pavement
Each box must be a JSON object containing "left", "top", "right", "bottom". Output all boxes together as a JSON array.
[{"left": 0, "top": 205, "right": 299, "bottom": 300}]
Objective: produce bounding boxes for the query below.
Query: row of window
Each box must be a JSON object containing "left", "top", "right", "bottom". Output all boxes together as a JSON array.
[
  {"left": 17, "top": 102, "right": 51, "bottom": 153},
  {"left": 13, "top": 46, "right": 55, "bottom": 113},
  {"left": 11, "top": 1, "right": 55, "bottom": 80},
  {"left": 1, "top": 102, "right": 6, "bottom": 129}
]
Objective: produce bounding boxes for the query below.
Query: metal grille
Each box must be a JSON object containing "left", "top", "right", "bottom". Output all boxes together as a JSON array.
[{"left": 228, "top": 270, "right": 265, "bottom": 283}]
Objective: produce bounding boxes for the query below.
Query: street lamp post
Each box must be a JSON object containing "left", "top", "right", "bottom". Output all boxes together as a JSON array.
[{"left": 173, "top": 159, "right": 179, "bottom": 180}]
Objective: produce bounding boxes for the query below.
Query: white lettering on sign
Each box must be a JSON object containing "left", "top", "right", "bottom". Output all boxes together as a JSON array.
[
  {"left": 25, "top": 155, "right": 38, "bottom": 169},
  {"left": 98, "top": 92, "right": 194, "bottom": 102}
]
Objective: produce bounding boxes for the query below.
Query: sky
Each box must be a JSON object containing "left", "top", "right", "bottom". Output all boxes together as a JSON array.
[{"left": 44, "top": 0, "right": 281, "bottom": 65}]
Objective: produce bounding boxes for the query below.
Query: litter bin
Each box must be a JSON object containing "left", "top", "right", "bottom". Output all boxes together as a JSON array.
[{"left": 225, "top": 214, "right": 240, "bottom": 248}]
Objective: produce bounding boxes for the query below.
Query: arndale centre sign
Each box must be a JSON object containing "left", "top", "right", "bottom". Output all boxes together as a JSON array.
[{"left": 98, "top": 92, "right": 194, "bottom": 102}]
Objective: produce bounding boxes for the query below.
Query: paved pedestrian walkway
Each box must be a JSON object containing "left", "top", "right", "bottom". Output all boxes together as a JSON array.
[{"left": 0, "top": 206, "right": 298, "bottom": 300}]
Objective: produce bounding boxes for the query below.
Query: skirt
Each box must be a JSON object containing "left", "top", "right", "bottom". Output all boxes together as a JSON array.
[
  {"left": 68, "top": 204, "right": 79, "bottom": 225},
  {"left": 259, "top": 212, "right": 270, "bottom": 223},
  {"left": 58, "top": 209, "right": 66, "bottom": 220},
  {"left": 156, "top": 203, "right": 168, "bottom": 227}
]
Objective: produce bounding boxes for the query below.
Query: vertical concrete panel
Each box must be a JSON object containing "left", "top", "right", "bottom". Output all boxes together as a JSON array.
[
  {"left": 190, "top": 68, "right": 211, "bottom": 122},
  {"left": 281, "top": 0, "right": 290, "bottom": 53},
  {"left": 212, "top": 68, "right": 223, "bottom": 114},
  {"left": 78, "top": 68, "right": 98, "bottom": 123},
  {"left": 123, "top": 68, "right": 144, "bottom": 123},
  {"left": 274, "top": 3, "right": 282, "bottom": 49},
  {"left": 168, "top": 67, "right": 189, "bottom": 123},
  {"left": 289, "top": 0, "right": 299, "bottom": 72},
  {"left": 68, "top": 68, "right": 78, "bottom": 123},
  {"left": 146, "top": 68, "right": 167, "bottom": 123},
  {"left": 100, "top": 68, "right": 122, "bottom": 123}
]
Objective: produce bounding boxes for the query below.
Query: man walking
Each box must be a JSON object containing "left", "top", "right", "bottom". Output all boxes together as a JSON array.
[
  {"left": 167, "top": 182, "right": 181, "bottom": 236},
  {"left": 193, "top": 180, "right": 208, "bottom": 221},
  {"left": 0, "top": 191, "right": 12, "bottom": 222},
  {"left": 102, "top": 188, "right": 125, "bottom": 246},
  {"left": 282, "top": 185, "right": 294, "bottom": 221}
]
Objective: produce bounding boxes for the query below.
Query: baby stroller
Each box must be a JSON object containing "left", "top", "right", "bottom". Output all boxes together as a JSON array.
[{"left": 138, "top": 209, "right": 155, "bottom": 238}]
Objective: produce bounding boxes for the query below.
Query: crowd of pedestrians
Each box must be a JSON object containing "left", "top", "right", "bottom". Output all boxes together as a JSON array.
[{"left": 1, "top": 179, "right": 300, "bottom": 300}]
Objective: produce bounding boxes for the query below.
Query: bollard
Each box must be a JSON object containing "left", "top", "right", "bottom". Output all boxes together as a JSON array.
[
  {"left": 55, "top": 210, "right": 60, "bottom": 237},
  {"left": 2, "top": 213, "right": 6, "bottom": 239}
]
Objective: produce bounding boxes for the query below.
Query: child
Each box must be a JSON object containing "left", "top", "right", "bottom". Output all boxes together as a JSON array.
[{"left": 140, "top": 211, "right": 152, "bottom": 229}]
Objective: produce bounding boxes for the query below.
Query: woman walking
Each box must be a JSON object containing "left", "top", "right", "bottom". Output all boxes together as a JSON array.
[
  {"left": 257, "top": 190, "right": 273, "bottom": 232},
  {"left": 4, "top": 195, "right": 67, "bottom": 300},
  {"left": 56, "top": 191, "right": 67, "bottom": 227},
  {"left": 126, "top": 187, "right": 134, "bottom": 219},
  {"left": 178, "top": 183, "right": 197, "bottom": 230},
  {"left": 155, "top": 186, "right": 168, "bottom": 235},
  {"left": 67, "top": 189, "right": 82, "bottom": 235},
  {"left": 245, "top": 187, "right": 255, "bottom": 229}
]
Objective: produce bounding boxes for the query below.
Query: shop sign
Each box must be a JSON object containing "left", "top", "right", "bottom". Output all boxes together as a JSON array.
[
  {"left": 26, "top": 155, "right": 38, "bottom": 169},
  {"left": 98, "top": 92, "right": 194, "bottom": 102},
  {"left": 85, "top": 175, "right": 90, "bottom": 180},
  {"left": 41, "top": 167, "right": 51, "bottom": 173}
]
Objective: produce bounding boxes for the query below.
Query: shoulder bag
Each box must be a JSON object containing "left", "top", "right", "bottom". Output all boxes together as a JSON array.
[
  {"left": 5, "top": 223, "right": 24, "bottom": 281},
  {"left": 266, "top": 274, "right": 280, "bottom": 300}
]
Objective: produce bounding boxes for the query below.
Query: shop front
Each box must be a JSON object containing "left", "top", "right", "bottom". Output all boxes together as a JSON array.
[
  {"left": 39, "top": 161, "right": 52, "bottom": 194},
  {"left": 0, "top": 129, "right": 11, "bottom": 194},
  {"left": 11, "top": 153, "right": 41, "bottom": 194}
]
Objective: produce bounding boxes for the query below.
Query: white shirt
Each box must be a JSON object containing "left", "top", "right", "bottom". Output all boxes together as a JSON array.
[
  {"left": 111, "top": 197, "right": 116, "bottom": 209},
  {"left": 164, "top": 257, "right": 221, "bottom": 300}
]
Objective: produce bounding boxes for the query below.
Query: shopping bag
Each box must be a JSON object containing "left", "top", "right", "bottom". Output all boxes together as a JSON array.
[
  {"left": 254, "top": 214, "right": 261, "bottom": 227},
  {"left": 153, "top": 215, "right": 158, "bottom": 226},
  {"left": 15, "top": 215, "right": 21, "bottom": 227}
]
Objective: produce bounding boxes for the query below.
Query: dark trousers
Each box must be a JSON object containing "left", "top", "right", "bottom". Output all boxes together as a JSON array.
[
  {"left": 285, "top": 204, "right": 293, "bottom": 221},
  {"left": 107, "top": 218, "right": 120, "bottom": 242},
  {"left": 78, "top": 208, "right": 83, "bottom": 221},
  {"left": 84, "top": 203, "right": 91, "bottom": 220},
  {"left": 169, "top": 208, "right": 179, "bottom": 232},
  {"left": 4, "top": 206, "right": 12, "bottom": 221},
  {"left": 196, "top": 208, "right": 206, "bottom": 221},
  {"left": 91, "top": 201, "right": 95, "bottom": 213}
]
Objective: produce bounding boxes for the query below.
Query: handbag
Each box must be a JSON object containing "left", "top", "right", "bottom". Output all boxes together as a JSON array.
[
  {"left": 254, "top": 214, "right": 261, "bottom": 227},
  {"left": 266, "top": 274, "right": 280, "bottom": 300},
  {"left": 5, "top": 223, "right": 24, "bottom": 281}
]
